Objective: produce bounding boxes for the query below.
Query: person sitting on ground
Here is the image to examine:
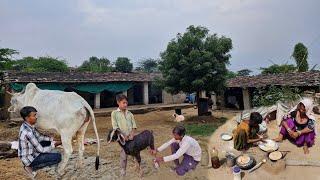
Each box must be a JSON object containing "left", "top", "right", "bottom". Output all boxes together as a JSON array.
[
  {"left": 111, "top": 94, "right": 137, "bottom": 176},
  {"left": 233, "top": 112, "right": 266, "bottom": 151},
  {"left": 273, "top": 99, "right": 316, "bottom": 154},
  {"left": 18, "top": 106, "right": 62, "bottom": 179},
  {"left": 151, "top": 125, "right": 202, "bottom": 176}
]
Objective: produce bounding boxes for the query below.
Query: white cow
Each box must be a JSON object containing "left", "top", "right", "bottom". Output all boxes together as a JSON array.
[{"left": 7, "top": 83, "right": 100, "bottom": 174}]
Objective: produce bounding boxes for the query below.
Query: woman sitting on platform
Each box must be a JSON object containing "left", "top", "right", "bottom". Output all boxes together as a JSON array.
[{"left": 274, "top": 99, "right": 316, "bottom": 154}]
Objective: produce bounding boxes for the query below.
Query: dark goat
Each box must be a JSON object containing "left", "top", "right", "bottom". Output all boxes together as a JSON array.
[{"left": 107, "top": 129, "right": 155, "bottom": 176}]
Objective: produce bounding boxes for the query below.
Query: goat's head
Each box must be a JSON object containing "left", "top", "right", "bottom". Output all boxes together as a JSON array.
[{"left": 107, "top": 129, "right": 126, "bottom": 145}]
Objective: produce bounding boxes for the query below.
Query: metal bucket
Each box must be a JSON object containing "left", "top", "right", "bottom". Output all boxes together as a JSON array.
[{"left": 226, "top": 154, "right": 236, "bottom": 167}]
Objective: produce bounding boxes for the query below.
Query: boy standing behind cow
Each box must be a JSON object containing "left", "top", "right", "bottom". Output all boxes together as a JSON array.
[{"left": 111, "top": 94, "right": 137, "bottom": 176}]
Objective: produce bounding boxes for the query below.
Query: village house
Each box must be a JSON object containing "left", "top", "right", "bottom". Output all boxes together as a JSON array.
[
  {"left": 224, "top": 71, "right": 320, "bottom": 110},
  {"left": 0, "top": 71, "right": 187, "bottom": 119},
  {"left": 3, "top": 71, "right": 319, "bottom": 118}
]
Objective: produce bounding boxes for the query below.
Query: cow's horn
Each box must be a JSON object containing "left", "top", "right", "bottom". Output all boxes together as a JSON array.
[
  {"left": 107, "top": 130, "right": 116, "bottom": 144},
  {"left": 8, "top": 106, "right": 15, "bottom": 113},
  {"left": 119, "top": 134, "right": 126, "bottom": 145}
]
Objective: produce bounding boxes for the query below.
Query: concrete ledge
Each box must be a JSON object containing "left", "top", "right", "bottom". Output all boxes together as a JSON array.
[
  {"left": 6, "top": 104, "right": 195, "bottom": 120},
  {"left": 94, "top": 103, "right": 194, "bottom": 117}
]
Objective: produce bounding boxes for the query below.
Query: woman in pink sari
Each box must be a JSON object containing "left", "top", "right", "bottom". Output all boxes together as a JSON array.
[{"left": 274, "top": 99, "right": 316, "bottom": 154}]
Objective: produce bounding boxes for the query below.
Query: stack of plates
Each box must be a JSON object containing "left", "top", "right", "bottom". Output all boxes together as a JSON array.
[{"left": 258, "top": 139, "right": 279, "bottom": 152}]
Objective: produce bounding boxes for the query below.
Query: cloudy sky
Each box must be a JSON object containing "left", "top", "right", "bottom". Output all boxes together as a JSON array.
[{"left": 1, "top": 0, "right": 319, "bottom": 73}]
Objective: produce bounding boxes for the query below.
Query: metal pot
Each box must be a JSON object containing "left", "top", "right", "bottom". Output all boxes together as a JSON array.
[
  {"left": 236, "top": 155, "right": 256, "bottom": 170},
  {"left": 226, "top": 153, "right": 236, "bottom": 167}
]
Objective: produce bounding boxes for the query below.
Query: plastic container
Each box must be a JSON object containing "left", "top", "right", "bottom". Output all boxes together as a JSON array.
[
  {"left": 233, "top": 166, "right": 241, "bottom": 180},
  {"left": 212, "top": 147, "right": 218, "bottom": 157},
  {"left": 175, "top": 108, "right": 182, "bottom": 115},
  {"left": 198, "top": 98, "right": 209, "bottom": 116},
  {"left": 226, "top": 154, "right": 236, "bottom": 167}
]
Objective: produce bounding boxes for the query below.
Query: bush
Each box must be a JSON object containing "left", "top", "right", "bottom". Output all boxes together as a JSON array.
[{"left": 252, "top": 86, "right": 301, "bottom": 107}]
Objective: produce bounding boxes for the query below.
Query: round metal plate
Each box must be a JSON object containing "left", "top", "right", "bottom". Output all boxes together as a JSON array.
[{"left": 220, "top": 133, "right": 233, "bottom": 141}]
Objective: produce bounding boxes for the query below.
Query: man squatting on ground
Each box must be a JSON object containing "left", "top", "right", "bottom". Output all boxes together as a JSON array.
[
  {"left": 152, "top": 125, "right": 202, "bottom": 176},
  {"left": 18, "top": 106, "right": 62, "bottom": 178}
]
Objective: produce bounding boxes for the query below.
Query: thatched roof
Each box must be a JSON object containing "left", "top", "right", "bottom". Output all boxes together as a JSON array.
[
  {"left": 0, "top": 71, "right": 160, "bottom": 84},
  {"left": 227, "top": 71, "right": 320, "bottom": 88}
]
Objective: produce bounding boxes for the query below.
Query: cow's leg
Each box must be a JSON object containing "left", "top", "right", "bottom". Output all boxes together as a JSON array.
[
  {"left": 76, "top": 120, "right": 90, "bottom": 169},
  {"left": 57, "top": 133, "right": 73, "bottom": 175}
]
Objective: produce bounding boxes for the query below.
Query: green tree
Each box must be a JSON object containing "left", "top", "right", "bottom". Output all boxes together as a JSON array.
[
  {"left": 159, "top": 25, "right": 232, "bottom": 115},
  {"left": 260, "top": 64, "right": 296, "bottom": 75},
  {"left": 12, "top": 56, "right": 69, "bottom": 72},
  {"left": 292, "top": 42, "right": 308, "bottom": 72},
  {"left": 78, "top": 56, "right": 113, "bottom": 73},
  {"left": 237, "top": 69, "right": 252, "bottom": 76},
  {"left": 12, "top": 56, "right": 37, "bottom": 71},
  {"left": 115, "top": 57, "right": 133, "bottom": 72},
  {"left": 0, "top": 47, "right": 19, "bottom": 70},
  {"left": 226, "top": 70, "right": 237, "bottom": 79},
  {"left": 136, "top": 58, "right": 159, "bottom": 72}
]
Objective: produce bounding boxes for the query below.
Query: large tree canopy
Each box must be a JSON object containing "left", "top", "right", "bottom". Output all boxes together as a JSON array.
[
  {"left": 260, "top": 64, "right": 296, "bottom": 75},
  {"left": 12, "top": 56, "right": 69, "bottom": 72},
  {"left": 0, "top": 48, "right": 19, "bottom": 62},
  {"left": 78, "top": 56, "right": 113, "bottom": 73},
  {"left": 226, "top": 70, "right": 237, "bottom": 79},
  {"left": 136, "top": 58, "right": 159, "bottom": 73},
  {"left": 159, "top": 25, "right": 232, "bottom": 94},
  {"left": 237, "top": 69, "right": 252, "bottom": 76},
  {"left": 115, "top": 57, "right": 133, "bottom": 73},
  {"left": 292, "top": 42, "right": 309, "bottom": 72},
  {"left": 0, "top": 47, "right": 19, "bottom": 70}
]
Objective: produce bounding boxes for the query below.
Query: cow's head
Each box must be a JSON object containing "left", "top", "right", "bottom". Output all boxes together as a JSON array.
[
  {"left": 8, "top": 83, "right": 39, "bottom": 113},
  {"left": 107, "top": 129, "right": 126, "bottom": 145}
]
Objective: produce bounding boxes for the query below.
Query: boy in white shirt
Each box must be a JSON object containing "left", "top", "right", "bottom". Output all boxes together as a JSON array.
[{"left": 152, "top": 125, "right": 201, "bottom": 176}]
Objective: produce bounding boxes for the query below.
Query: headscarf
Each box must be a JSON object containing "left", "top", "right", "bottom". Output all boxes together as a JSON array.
[{"left": 289, "top": 98, "right": 315, "bottom": 120}]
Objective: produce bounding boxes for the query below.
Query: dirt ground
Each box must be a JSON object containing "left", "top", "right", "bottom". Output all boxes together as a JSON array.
[
  {"left": 2, "top": 108, "right": 319, "bottom": 180},
  {"left": 207, "top": 114, "right": 320, "bottom": 180},
  {"left": 0, "top": 108, "right": 234, "bottom": 180}
]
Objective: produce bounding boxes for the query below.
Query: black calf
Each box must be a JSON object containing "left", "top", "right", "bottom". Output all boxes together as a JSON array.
[{"left": 107, "top": 129, "right": 155, "bottom": 165}]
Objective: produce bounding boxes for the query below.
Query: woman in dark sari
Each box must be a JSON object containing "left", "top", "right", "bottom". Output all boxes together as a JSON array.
[{"left": 274, "top": 99, "right": 316, "bottom": 154}]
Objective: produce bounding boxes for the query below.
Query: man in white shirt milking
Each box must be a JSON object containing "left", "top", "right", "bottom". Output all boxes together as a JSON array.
[{"left": 151, "top": 125, "right": 202, "bottom": 176}]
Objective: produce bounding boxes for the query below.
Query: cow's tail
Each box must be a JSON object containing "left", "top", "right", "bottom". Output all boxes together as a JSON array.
[{"left": 83, "top": 101, "right": 100, "bottom": 170}]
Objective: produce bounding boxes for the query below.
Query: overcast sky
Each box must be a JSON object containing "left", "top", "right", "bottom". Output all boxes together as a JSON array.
[{"left": 1, "top": 0, "right": 319, "bottom": 73}]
